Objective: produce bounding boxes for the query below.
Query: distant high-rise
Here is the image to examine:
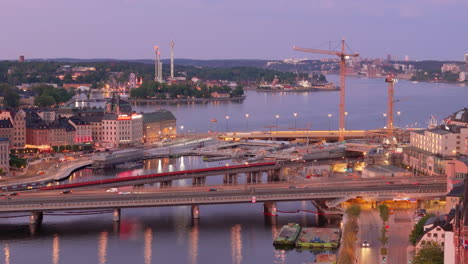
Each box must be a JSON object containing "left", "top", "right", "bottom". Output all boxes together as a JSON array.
[
  {"left": 387, "top": 54, "right": 391, "bottom": 61},
  {"left": 170, "top": 41, "right": 175, "bottom": 80},
  {"left": 464, "top": 54, "right": 468, "bottom": 62},
  {"left": 19, "top": 55, "right": 25, "bottom": 63},
  {"left": 404, "top": 55, "right": 409, "bottom": 62},
  {"left": 153, "top": 46, "right": 163, "bottom": 83}
]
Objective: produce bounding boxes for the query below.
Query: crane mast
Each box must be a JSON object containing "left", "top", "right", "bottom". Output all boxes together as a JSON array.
[
  {"left": 385, "top": 75, "right": 396, "bottom": 140},
  {"left": 293, "top": 39, "right": 358, "bottom": 141}
]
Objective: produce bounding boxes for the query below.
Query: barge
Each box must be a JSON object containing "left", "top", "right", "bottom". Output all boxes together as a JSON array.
[
  {"left": 273, "top": 223, "right": 302, "bottom": 246},
  {"left": 295, "top": 228, "right": 341, "bottom": 249}
]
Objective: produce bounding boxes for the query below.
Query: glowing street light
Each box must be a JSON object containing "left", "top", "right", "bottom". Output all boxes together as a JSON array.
[
  {"left": 275, "top": 114, "right": 280, "bottom": 131},
  {"left": 293, "top": 112, "right": 298, "bottom": 130},
  {"left": 327, "top": 113, "right": 332, "bottom": 132},
  {"left": 245, "top": 113, "right": 250, "bottom": 131},
  {"left": 344, "top": 112, "right": 348, "bottom": 130},
  {"left": 225, "top": 115, "right": 230, "bottom": 132}
]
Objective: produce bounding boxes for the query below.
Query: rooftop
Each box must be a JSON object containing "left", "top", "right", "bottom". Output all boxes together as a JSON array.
[{"left": 143, "top": 110, "right": 176, "bottom": 123}]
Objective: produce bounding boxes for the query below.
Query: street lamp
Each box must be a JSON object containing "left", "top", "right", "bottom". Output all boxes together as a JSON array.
[
  {"left": 383, "top": 113, "right": 387, "bottom": 128},
  {"left": 225, "top": 115, "right": 230, "bottom": 132},
  {"left": 293, "top": 112, "right": 298, "bottom": 130},
  {"left": 397, "top": 111, "right": 401, "bottom": 127},
  {"left": 344, "top": 112, "right": 348, "bottom": 131},
  {"left": 275, "top": 115, "right": 280, "bottom": 131},
  {"left": 180, "top": 125, "right": 184, "bottom": 137},
  {"left": 327, "top": 113, "right": 332, "bottom": 132},
  {"left": 245, "top": 113, "right": 250, "bottom": 131}
]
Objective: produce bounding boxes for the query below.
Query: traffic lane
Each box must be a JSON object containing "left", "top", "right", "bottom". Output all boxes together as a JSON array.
[
  {"left": 387, "top": 209, "right": 412, "bottom": 264},
  {"left": 0, "top": 186, "right": 444, "bottom": 209},
  {"left": 357, "top": 209, "right": 381, "bottom": 264},
  {"left": 4, "top": 182, "right": 444, "bottom": 201}
]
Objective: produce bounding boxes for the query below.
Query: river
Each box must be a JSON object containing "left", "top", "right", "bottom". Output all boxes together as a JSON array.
[{"left": 1, "top": 77, "right": 467, "bottom": 263}]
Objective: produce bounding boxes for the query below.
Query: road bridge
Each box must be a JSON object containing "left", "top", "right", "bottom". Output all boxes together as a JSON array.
[
  {"left": 1, "top": 182, "right": 447, "bottom": 228},
  {"left": 220, "top": 130, "right": 385, "bottom": 142}
]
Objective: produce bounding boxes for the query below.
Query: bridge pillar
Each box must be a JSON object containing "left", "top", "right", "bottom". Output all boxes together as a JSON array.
[
  {"left": 192, "top": 177, "right": 206, "bottom": 186},
  {"left": 223, "top": 174, "right": 237, "bottom": 185},
  {"left": 191, "top": 205, "right": 200, "bottom": 219},
  {"left": 113, "top": 208, "right": 121, "bottom": 222},
  {"left": 267, "top": 169, "right": 281, "bottom": 182},
  {"left": 417, "top": 200, "right": 425, "bottom": 209},
  {"left": 29, "top": 212, "right": 43, "bottom": 225},
  {"left": 160, "top": 180, "right": 173, "bottom": 188},
  {"left": 246, "top": 172, "right": 252, "bottom": 183},
  {"left": 264, "top": 202, "right": 277, "bottom": 216}
]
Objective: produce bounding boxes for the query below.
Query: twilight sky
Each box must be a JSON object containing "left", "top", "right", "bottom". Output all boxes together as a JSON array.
[{"left": 1, "top": 0, "right": 467, "bottom": 61}]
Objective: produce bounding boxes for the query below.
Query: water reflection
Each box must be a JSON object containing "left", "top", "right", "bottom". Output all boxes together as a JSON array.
[
  {"left": 144, "top": 228, "right": 152, "bottom": 264},
  {"left": 4, "top": 243, "right": 10, "bottom": 264},
  {"left": 230, "top": 224, "right": 242, "bottom": 264},
  {"left": 188, "top": 224, "right": 199, "bottom": 264},
  {"left": 52, "top": 233, "right": 60, "bottom": 264},
  {"left": 157, "top": 160, "right": 162, "bottom": 173},
  {"left": 98, "top": 231, "right": 108, "bottom": 264}
]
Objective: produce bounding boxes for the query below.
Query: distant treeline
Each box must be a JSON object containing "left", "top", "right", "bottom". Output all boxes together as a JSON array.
[{"left": 0, "top": 60, "right": 307, "bottom": 86}]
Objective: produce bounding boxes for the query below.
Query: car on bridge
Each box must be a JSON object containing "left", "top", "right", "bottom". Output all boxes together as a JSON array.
[
  {"left": 61, "top": 190, "right": 72, "bottom": 194},
  {"left": 208, "top": 188, "right": 219, "bottom": 192}
]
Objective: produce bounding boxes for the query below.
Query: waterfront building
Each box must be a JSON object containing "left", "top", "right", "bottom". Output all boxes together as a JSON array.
[
  {"left": 98, "top": 94, "right": 143, "bottom": 149},
  {"left": 446, "top": 108, "right": 468, "bottom": 127},
  {"left": 453, "top": 177, "right": 468, "bottom": 264},
  {"left": 442, "top": 64, "right": 461, "bottom": 74},
  {"left": 142, "top": 110, "right": 177, "bottom": 143},
  {"left": 68, "top": 117, "right": 92, "bottom": 144},
  {"left": 0, "top": 119, "right": 13, "bottom": 144},
  {"left": 25, "top": 111, "right": 75, "bottom": 148},
  {"left": 0, "top": 138, "right": 9, "bottom": 174},
  {"left": 403, "top": 125, "right": 468, "bottom": 176},
  {"left": 0, "top": 110, "right": 26, "bottom": 149}
]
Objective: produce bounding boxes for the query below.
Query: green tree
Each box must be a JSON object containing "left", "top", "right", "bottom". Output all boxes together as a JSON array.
[
  {"left": 0, "top": 84, "right": 20, "bottom": 108},
  {"left": 378, "top": 204, "right": 390, "bottom": 223},
  {"left": 378, "top": 226, "right": 389, "bottom": 246},
  {"left": 345, "top": 204, "right": 361, "bottom": 218},
  {"left": 34, "top": 95, "right": 56, "bottom": 107},
  {"left": 412, "top": 242, "right": 443, "bottom": 264},
  {"left": 409, "top": 214, "right": 435, "bottom": 246}
]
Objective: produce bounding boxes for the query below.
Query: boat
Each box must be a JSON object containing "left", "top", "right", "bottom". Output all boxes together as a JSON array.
[
  {"left": 273, "top": 223, "right": 302, "bottom": 246},
  {"left": 295, "top": 228, "right": 341, "bottom": 249}
]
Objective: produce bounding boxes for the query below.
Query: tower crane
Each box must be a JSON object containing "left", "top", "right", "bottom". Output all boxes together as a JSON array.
[
  {"left": 293, "top": 39, "right": 359, "bottom": 141},
  {"left": 385, "top": 75, "right": 396, "bottom": 140}
]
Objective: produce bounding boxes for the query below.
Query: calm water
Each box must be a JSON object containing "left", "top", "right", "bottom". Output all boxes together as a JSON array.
[{"left": 2, "top": 77, "right": 468, "bottom": 263}]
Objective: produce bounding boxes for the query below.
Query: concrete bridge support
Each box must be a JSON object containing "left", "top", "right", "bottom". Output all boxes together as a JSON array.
[
  {"left": 29, "top": 212, "right": 43, "bottom": 236},
  {"left": 160, "top": 181, "right": 173, "bottom": 188},
  {"left": 29, "top": 212, "right": 43, "bottom": 225},
  {"left": 264, "top": 202, "right": 277, "bottom": 216},
  {"left": 417, "top": 200, "right": 425, "bottom": 209},
  {"left": 191, "top": 205, "right": 200, "bottom": 219},
  {"left": 192, "top": 177, "right": 206, "bottom": 186},
  {"left": 267, "top": 169, "right": 281, "bottom": 182},
  {"left": 113, "top": 208, "right": 121, "bottom": 222},
  {"left": 223, "top": 173, "right": 238, "bottom": 185}
]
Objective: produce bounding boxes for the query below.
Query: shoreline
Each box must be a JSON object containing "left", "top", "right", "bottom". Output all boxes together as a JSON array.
[
  {"left": 128, "top": 96, "right": 246, "bottom": 104},
  {"left": 255, "top": 88, "right": 339, "bottom": 92}
]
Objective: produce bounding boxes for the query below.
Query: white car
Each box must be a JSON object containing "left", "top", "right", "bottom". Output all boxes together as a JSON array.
[
  {"left": 106, "top": 188, "right": 118, "bottom": 193},
  {"left": 362, "top": 240, "right": 370, "bottom": 247}
]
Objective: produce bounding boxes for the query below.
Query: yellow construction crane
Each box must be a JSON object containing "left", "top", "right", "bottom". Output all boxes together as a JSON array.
[{"left": 293, "top": 39, "right": 358, "bottom": 141}]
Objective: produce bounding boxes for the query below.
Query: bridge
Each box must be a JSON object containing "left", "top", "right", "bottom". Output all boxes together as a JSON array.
[
  {"left": 220, "top": 130, "right": 385, "bottom": 142},
  {"left": 2, "top": 182, "right": 447, "bottom": 229}
]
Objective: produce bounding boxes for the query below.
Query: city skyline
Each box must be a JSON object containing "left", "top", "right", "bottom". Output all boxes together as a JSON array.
[{"left": 1, "top": 0, "right": 467, "bottom": 61}]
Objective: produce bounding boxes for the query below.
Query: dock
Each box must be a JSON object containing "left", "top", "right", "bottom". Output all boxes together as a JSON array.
[{"left": 295, "top": 228, "right": 341, "bottom": 249}]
